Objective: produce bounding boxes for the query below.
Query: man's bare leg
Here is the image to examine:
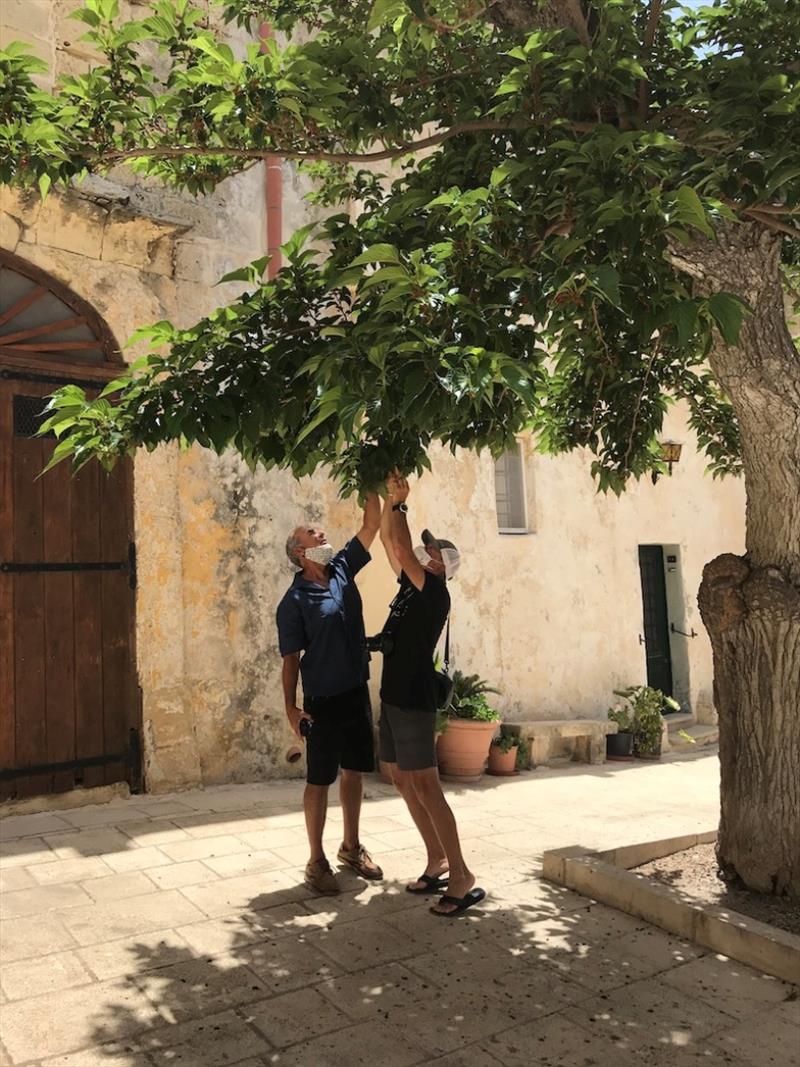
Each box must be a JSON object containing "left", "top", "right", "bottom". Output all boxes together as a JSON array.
[
  {"left": 391, "top": 764, "right": 448, "bottom": 889},
  {"left": 304, "top": 783, "right": 328, "bottom": 863},
  {"left": 410, "top": 768, "right": 475, "bottom": 911},
  {"left": 339, "top": 768, "right": 363, "bottom": 851}
]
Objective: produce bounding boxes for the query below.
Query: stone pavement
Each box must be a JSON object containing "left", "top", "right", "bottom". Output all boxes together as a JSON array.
[{"left": 0, "top": 751, "right": 797, "bottom": 1067}]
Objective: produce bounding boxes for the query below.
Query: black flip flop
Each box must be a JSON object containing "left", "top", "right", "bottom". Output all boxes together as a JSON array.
[
  {"left": 430, "top": 887, "right": 486, "bottom": 917},
  {"left": 406, "top": 873, "right": 449, "bottom": 895}
]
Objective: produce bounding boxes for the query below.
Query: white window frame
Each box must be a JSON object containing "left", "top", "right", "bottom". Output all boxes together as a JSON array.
[{"left": 494, "top": 439, "right": 531, "bottom": 535}]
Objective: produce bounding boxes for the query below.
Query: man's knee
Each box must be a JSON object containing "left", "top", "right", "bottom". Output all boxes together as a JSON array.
[
  {"left": 409, "top": 767, "right": 441, "bottom": 801},
  {"left": 340, "top": 768, "right": 362, "bottom": 783},
  {"left": 390, "top": 765, "right": 412, "bottom": 793}
]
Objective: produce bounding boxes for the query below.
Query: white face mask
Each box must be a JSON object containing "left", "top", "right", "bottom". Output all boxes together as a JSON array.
[
  {"left": 414, "top": 545, "right": 433, "bottom": 569},
  {"left": 305, "top": 543, "right": 335, "bottom": 567},
  {"left": 414, "top": 544, "right": 460, "bottom": 579}
]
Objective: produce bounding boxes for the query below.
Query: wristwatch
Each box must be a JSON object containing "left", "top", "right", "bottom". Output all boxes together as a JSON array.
[{"left": 392, "top": 502, "right": 409, "bottom": 513}]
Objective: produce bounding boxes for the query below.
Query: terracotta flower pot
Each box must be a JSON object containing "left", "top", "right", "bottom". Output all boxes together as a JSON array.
[
  {"left": 488, "top": 744, "right": 518, "bottom": 776},
  {"left": 437, "top": 719, "right": 498, "bottom": 781}
]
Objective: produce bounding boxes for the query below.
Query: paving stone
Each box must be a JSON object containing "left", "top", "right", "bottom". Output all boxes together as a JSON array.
[
  {"left": 179, "top": 871, "right": 306, "bottom": 918},
  {"left": 82, "top": 871, "right": 161, "bottom": 903},
  {"left": 177, "top": 905, "right": 306, "bottom": 956},
  {"left": 1, "top": 881, "right": 93, "bottom": 917},
  {"left": 306, "top": 916, "right": 428, "bottom": 973},
  {"left": 564, "top": 975, "right": 740, "bottom": 1053},
  {"left": 118, "top": 822, "right": 191, "bottom": 846},
  {"left": 30, "top": 856, "right": 113, "bottom": 886},
  {"left": 104, "top": 846, "right": 172, "bottom": 873},
  {"left": 427, "top": 1048, "right": 504, "bottom": 1067},
  {"left": 144, "top": 861, "right": 220, "bottom": 891},
  {"left": 263, "top": 1019, "right": 424, "bottom": 1067},
  {"left": 315, "top": 961, "right": 425, "bottom": 1022},
  {"left": 159, "top": 835, "right": 252, "bottom": 863},
  {"left": 0, "top": 912, "right": 78, "bottom": 962},
  {"left": 58, "top": 806, "right": 149, "bottom": 829},
  {"left": 77, "top": 930, "right": 191, "bottom": 982},
  {"left": 659, "top": 954, "right": 795, "bottom": 1017},
  {"left": 1, "top": 977, "right": 161, "bottom": 1062},
  {"left": 0, "top": 949, "right": 92, "bottom": 1001},
  {"left": 245, "top": 986, "right": 350, "bottom": 1048},
  {"left": 480, "top": 1013, "right": 642, "bottom": 1067},
  {"left": 0, "top": 836, "right": 59, "bottom": 868},
  {"left": 706, "top": 1000, "right": 800, "bottom": 1066},
  {"left": 0, "top": 812, "right": 73, "bottom": 839},
  {"left": 40, "top": 1043, "right": 156, "bottom": 1066},
  {"left": 61, "top": 890, "right": 206, "bottom": 945},
  {"left": 44, "top": 828, "right": 134, "bottom": 859},
  {"left": 131, "top": 957, "right": 270, "bottom": 1021},
  {"left": 302, "top": 883, "right": 420, "bottom": 925},
  {"left": 172, "top": 814, "right": 275, "bottom": 839},
  {"left": 127, "top": 798, "right": 195, "bottom": 818},
  {"left": 238, "top": 936, "right": 343, "bottom": 993},
  {"left": 0, "top": 866, "right": 36, "bottom": 892},
  {"left": 203, "top": 849, "right": 287, "bottom": 878},
  {"left": 141, "top": 1009, "right": 271, "bottom": 1066}
]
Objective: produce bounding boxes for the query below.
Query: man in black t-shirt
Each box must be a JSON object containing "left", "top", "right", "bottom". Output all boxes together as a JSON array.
[{"left": 378, "top": 473, "right": 484, "bottom": 918}]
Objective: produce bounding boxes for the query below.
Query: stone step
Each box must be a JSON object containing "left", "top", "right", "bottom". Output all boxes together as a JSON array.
[
  {"left": 665, "top": 712, "right": 695, "bottom": 734},
  {"left": 669, "top": 723, "right": 719, "bottom": 751}
]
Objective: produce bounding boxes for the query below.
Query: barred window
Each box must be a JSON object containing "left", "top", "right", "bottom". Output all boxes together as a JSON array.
[{"left": 494, "top": 441, "right": 529, "bottom": 532}]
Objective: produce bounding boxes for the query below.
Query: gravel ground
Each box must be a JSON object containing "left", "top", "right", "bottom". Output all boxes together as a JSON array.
[{"left": 635, "top": 842, "right": 800, "bottom": 936}]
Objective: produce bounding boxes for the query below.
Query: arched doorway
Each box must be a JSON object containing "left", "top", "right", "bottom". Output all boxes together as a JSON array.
[{"left": 0, "top": 249, "right": 140, "bottom": 799}]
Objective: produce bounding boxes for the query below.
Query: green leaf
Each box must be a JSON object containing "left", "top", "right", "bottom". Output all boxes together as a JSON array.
[
  {"left": 367, "top": 0, "right": 405, "bottom": 31},
  {"left": 38, "top": 173, "right": 52, "bottom": 201},
  {"left": 667, "top": 301, "right": 699, "bottom": 347},
  {"left": 294, "top": 402, "right": 338, "bottom": 445},
  {"left": 349, "top": 243, "right": 401, "bottom": 266},
  {"left": 708, "top": 292, "right": 752, "bottom": 346},
  {"left": 590, "top": 265, "right": 621, "bottom": 307},
  {"left": 671, "top": 187, "right": 714, "bottom": 238}
]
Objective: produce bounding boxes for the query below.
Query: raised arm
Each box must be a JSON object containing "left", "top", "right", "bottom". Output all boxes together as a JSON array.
[
  {"left": 379, "top": 490, "right": 402, "bottom": 577},
  {"left": 387, "top": 473, "right": 426, "bottom": 592},
  {"left": 356, "top": 490, "right": 381, "bottom": 551}
]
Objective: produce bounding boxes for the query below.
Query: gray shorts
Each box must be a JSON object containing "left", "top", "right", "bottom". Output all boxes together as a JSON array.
[{"left": 379, "top": 701, "right": 437, "bottom": 771}]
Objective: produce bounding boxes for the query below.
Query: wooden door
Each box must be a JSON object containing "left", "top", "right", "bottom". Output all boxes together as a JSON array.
[
  {"left": 637, "top": 544, "right": 674, "bottom": 699},
  {"left": 0, "top": 251, "right": 140, "bottom": 800}
]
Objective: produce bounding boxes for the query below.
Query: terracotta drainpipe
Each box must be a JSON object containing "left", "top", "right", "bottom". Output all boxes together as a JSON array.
[{"left": 259, "top": 23, "right": 282, "bottom": 279}]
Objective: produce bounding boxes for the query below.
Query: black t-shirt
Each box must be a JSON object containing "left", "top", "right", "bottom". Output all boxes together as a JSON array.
[{"left": 379, "top": 570, "right": 450, "bottom": 712}]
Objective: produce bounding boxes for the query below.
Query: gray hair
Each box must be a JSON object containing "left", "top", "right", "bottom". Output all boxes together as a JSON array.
[{"left": 285, "top": 532, "right": 302, "bottom": 567}]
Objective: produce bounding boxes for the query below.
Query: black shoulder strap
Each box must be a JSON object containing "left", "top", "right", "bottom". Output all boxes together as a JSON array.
[{"left": 443, "top": 614, "right": 451, "bottom": 671}]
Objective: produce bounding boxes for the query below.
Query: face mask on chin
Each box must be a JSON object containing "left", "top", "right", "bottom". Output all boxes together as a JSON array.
[{"left": 305, "top": 543, "right": 335, "bottom": 567}]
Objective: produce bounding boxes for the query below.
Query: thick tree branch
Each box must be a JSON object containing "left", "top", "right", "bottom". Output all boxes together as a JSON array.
[
  {"left": 637, "top": 0, "right": 663, "bottom": 122},
  {"left": 564, "top": 0, "right": 593, "bottom": 47},
  {"left": 98, "top": 117, "right": 596, "bottom": 167}
]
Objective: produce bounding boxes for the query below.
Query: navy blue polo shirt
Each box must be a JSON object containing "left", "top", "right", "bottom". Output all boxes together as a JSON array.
[{"left": 276, "top": 538, "right": 370, "bottom": 699}]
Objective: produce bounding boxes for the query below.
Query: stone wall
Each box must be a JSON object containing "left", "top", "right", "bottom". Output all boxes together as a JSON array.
[
  {"left": 1, "top": 0, "right": 356, "bottom": 793},
  {"left": 359, "top": 411, "right": 745, "bottom": 725},
  {"left": 2, "top": 2, "right": 745, "bottom": 795}
]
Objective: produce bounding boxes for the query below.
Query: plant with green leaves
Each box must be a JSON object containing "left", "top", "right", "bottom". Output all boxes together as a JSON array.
[
  {"left": 492, "top": 727, "right": 519, "bottom": 753},
  {"left": 612, "top": 684, "right": 680, "bottom": 756},
  {"left": 445, "top": 669, "right": 501, "bottom": 722},
  {"left": 2, "top": 0, "right": 799, "bottom": 894}
]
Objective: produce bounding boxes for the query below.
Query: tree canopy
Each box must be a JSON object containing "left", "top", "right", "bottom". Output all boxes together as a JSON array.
[{"left": 2, "top": 0, "right": 798, "bottom": 492}]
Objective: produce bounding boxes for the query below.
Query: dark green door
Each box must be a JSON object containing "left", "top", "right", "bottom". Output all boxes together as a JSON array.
[{"left": 638, "top": 545, "right": 674, "bottom": 699}]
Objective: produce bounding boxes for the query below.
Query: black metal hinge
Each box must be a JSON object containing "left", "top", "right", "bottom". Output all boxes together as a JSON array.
[{"left": 0, "top": 561, "right": 127, "bottom": 574}]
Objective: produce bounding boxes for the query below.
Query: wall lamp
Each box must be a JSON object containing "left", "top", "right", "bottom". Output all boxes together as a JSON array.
[{"left": 651, "top": 440, "right": 683, "bottom": 484}]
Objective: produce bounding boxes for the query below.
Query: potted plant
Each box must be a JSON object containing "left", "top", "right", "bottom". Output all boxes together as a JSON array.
[
  {"left": 610, "top": 685, "right": 681, "bottom": 760},
  {"left": 607, "top": 701, "right": 635, "bottom": 759},
  {"left": 436, "top": 671, "right": 501, "bottom": 780},
  {"left": 488, "top": 726, "right": 519, "bottom": 776}
]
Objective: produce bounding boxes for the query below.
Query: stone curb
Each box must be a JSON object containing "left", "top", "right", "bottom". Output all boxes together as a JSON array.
[{"left": 543, "top": 834, "right": 800, "bottom": 985}]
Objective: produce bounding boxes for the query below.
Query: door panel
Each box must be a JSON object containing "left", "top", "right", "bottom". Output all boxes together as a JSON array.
[
  {"left": 0, "top": 374, "right": 139, "bottom": 798},
  {"left": 638, "top": 544, "right": 674, "bottom": 699}
]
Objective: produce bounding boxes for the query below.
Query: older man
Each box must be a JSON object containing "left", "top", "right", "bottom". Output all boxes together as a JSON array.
[{"left": 276, "top": 493, "right": 382, "bottom": 895}]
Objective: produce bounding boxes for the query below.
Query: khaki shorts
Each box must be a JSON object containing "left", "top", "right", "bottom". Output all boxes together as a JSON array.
[{"left": 379, "top": 701, "right": 437, "bottom": 771}]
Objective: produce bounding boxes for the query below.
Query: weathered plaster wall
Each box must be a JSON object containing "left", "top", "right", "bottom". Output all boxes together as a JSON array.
[
  {"left": 1, "top": 0, "right": 352, "bottom": 792},
  {"left": 2, "top": 2, "right": 745, "bottom": 793},
  {"left": 360, "top": 407, "right": 745, "bottom": 724}
]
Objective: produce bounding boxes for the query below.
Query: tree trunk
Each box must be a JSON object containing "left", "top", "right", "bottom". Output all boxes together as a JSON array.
[{"left": 674, "top": 223, "right": 800, "bottom": 897}]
